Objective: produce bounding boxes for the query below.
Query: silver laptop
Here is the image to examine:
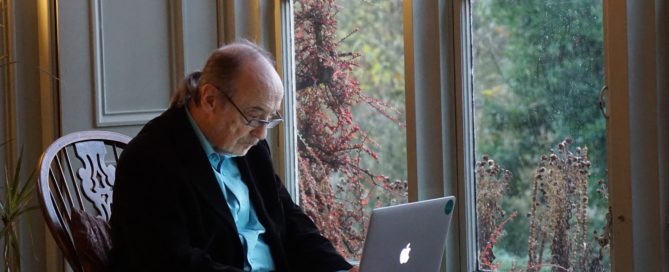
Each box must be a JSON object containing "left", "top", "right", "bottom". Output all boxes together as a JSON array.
[{"left": 358, "top": 196, "right": 456, "bottom": 272}]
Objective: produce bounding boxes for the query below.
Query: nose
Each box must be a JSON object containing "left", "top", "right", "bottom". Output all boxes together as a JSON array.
[{"left": 250, "top": 125, "right": 268, "bottom": 140}]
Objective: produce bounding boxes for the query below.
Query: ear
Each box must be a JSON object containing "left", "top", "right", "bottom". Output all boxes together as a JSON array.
[{"left": 199, "top": 84, "right": 220, "bottom": 112}]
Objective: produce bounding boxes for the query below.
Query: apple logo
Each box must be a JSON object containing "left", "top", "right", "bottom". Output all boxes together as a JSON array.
[{"left": 399, "top": 243, "right": 411, "bottom": 264}]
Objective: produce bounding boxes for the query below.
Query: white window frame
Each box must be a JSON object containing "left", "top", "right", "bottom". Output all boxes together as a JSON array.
[
  {"left": 275, "top": 0, "right": 300, "bottom": 202},
  {"left": 604, "top": 1, "right": 668, "bottom": 271}
]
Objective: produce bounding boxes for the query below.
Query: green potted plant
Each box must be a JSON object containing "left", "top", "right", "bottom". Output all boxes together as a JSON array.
[{"left": 0, "top": 141, "right": 37, "bottom": 272}]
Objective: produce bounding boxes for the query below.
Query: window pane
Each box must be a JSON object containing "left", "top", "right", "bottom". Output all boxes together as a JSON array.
[
  {"left": 472, "top": 0, "right": 610, "bottom": 271},
  {"left": 293, "top": 0, "right": 407, "bottom": 260}
]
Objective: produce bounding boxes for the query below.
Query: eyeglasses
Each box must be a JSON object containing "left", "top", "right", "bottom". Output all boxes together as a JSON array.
[{"left": 219, "top": 90, "right": 283, "bottom": 128}]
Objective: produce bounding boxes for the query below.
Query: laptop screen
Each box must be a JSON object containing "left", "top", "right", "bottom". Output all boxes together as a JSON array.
[{"left": 358, "top": 196, "right": 455, "bottom": 272}]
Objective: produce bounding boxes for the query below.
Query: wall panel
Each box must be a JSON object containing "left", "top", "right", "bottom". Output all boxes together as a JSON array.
[
  {"left": 183, "top": 1, "right": 219, "bottom": 74},
  {"left": 92, "top": 0, "right": 173, "bottom": 126}
]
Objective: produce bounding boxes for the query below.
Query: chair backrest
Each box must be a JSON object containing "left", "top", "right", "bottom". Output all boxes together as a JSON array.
[{"left": 37, "top": 131, "right": 131, "bottom": 271}]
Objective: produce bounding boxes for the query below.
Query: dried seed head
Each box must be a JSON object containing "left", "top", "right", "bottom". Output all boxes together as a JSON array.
[{"left": 565, "top": 137, "right": 573, "bottom": 145}]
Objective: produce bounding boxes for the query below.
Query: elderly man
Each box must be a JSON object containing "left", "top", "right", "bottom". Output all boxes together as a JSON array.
[{"left": 109, "top": 40, "right": 352, "bottom": 272}]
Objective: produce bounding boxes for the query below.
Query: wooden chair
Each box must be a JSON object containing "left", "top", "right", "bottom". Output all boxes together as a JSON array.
[{"left": 37, "top": 131, "right": 131, "bottom": 271}]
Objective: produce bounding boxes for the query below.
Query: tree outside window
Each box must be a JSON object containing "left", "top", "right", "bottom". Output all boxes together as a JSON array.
[{"left": 293, "top": 0, "right": 407, "bottom": 260}]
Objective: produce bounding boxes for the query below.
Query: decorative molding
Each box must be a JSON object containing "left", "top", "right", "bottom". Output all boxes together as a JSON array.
[
  {"left": 170, "top": 0, "right": 185, "bottom": 88},
  {"left": 238, "top": 0, "right": 260, "bottom": 43},
  {"left": 217, "top": 0, "right": 235, "bottom": 45},
  {"left": 38, "top": 0, "right": 64, "bottom": 271},
  {"left": 2, "top": 0, "right": 17, "bottom": 162},
  {"left": 91, "top": 0, "right": 174, "bottom": 127}
]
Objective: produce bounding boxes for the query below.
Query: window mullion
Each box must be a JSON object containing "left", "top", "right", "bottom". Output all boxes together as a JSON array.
[
  {"left": 276, "top": 0, "right": 299, "bottom": 202},
  {"left": 406, "top": 0, "right": 475, "bottom": 271},
  {"left": 453, "top": 0, "right": 477, "bottom": 271}
]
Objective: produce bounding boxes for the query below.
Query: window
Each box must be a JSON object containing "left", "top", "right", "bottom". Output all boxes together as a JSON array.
[
  {"left": 279, "top": 0, "right": 632, "bottom": 271},
  {"left": 471, "top": 0, "right": 610, "bottom": 271},
  {"left": 292, "top": 0, "right": 407, "bottom": 261}
]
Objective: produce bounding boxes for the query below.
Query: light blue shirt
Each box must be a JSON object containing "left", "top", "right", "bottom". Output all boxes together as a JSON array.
[{"left": 186, "top": 108, "right": 275, "bottom": 272}]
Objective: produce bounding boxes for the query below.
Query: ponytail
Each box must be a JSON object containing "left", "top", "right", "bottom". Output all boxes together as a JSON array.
[{"left": 169, "top": 71, "right": 201, "bottom": 109}]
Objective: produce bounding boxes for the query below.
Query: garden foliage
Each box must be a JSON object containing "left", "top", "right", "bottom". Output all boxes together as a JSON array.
[
  {"left": 294, "top": 0, "right": 406, "bottom": 258},
  {"left": 476, "top": 139, "right": 611, "bottom": 271},
  {"left": 472, "top": 0, "right": 609, "bottom": 268}
]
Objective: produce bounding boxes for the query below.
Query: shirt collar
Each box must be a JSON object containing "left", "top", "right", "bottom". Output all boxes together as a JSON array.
[{"left": 185, "top": 106, "right": 232, "bottom": 168}]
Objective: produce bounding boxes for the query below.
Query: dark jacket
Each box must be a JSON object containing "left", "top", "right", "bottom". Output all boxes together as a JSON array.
[{"left": 109, "top": 107, "right": 351, "bottom": 272}]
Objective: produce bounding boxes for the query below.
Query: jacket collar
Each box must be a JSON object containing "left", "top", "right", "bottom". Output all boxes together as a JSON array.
[
  {"left": 161, "top": 107, "right": 286, "bottom": 269},
  {"left": 165, "top": 107, "right": 238, "bottom": 228}
]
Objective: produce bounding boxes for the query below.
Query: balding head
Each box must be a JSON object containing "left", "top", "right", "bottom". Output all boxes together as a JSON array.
[
  {"left": 170, "top": 40, "right": 277, "bottom": 109},
  {"left": 171, "top": 40, "right": 284, "bottom": 156}
]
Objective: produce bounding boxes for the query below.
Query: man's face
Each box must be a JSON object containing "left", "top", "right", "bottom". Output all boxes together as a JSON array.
[{"left": 202, "top": 61, "right": 284, "bottom": 156}]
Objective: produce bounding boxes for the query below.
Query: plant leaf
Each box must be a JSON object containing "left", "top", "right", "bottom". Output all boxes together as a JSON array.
[
  {"left": 4, "top": 163, "right": 11, "bottom": 213},
  {"left": 16, "top": 168, "right": 36, "bottom": 206},
  {"left": 11, "top": 147, "right": 26, "bottom": 202},
  {"left": 15, "top": 205, "right": 39, "bottom": 217},
  {"left": 0, "top": 165, "right": 8, "bottom": 213},
  {"left": 0, "top": 142, "right": 36, "bottom": 272}
]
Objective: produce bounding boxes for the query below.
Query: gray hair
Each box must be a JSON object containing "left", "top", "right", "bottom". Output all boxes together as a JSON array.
[{"left": 169, "top": 40, "right": 276, "bottom": 109}]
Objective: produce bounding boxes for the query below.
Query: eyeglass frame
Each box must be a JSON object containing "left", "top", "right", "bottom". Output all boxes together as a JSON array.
[{"left": 216, "top": 87, "right": 283, "bottom": 129}]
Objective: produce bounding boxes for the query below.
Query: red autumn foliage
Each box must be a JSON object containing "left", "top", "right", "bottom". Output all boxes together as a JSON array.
[{"left": 294, "top": 0, "right": 406, "bottom": 258}]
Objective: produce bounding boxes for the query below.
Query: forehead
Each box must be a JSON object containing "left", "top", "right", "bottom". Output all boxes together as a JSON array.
[{"left": 231, "top": 61, "right": 284, "bottom": 110}]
